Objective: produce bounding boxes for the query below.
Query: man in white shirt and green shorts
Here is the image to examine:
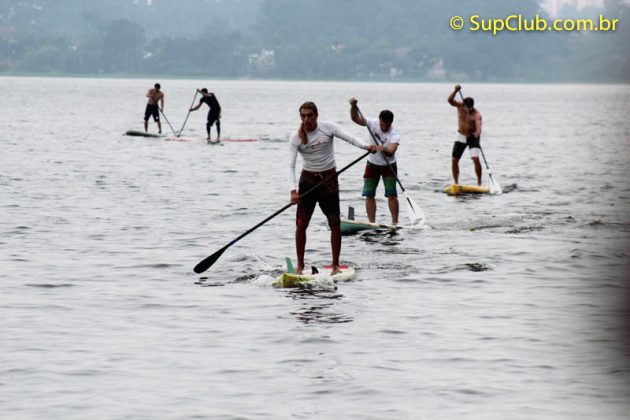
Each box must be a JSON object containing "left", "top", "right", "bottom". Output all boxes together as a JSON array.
[{"left": 349, "top": 98, "right": 400, "bottom": 226}]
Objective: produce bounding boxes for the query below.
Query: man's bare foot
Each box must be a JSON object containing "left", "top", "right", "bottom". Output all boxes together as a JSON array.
[
  {"left": 295, "top": 266, "right": 304, "bottom": 275},
  {"left": 330, "top": 266, "right": 341, "bottom": 275}
]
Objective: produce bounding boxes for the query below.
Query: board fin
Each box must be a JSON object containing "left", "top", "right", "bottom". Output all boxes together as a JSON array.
[
  {"left": 285, "top": 257, "right": 295, "bottom": 274},
  {"left": 311, "top": 266, "right": 319, "bottom": 275},
  {"left": 348, "top": 206, "right": 355, "bottom": 221}
]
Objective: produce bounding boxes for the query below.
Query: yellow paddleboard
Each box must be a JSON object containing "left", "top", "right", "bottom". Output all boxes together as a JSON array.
[
  {"left": 275, "top": 265, "right": 356, "bottom": 288},
  {"left": 443, "top": 184, "right": 490, "bottom": 196}
]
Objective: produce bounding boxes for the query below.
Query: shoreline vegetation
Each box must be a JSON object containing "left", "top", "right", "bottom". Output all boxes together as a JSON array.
[
  {"left": 1, "top": 0, "right": 628, "bottom": 83},
  {"left": 0, "top": 72, "right": 627, "bottom": 86}
]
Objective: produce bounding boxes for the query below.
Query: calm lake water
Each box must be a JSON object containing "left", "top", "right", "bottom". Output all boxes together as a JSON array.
[{"left": 1, "top": 76, "right": 629, "bottom": 419}]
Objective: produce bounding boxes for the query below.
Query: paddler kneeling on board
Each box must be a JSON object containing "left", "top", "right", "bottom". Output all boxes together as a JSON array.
[
  {"left": 349, "top": 97, "right": 400, "bottom": 226},
  {"left": 288, "top": 102, "right": 378, "bottom": 275},
  {"left": 448, "top": 84, "right": 483, "bottom": 185}
]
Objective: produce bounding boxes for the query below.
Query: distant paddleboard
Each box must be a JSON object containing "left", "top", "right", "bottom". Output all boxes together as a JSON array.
[
  {"left": 340, "top": 206, "right": 430, "bottom": 234},
  {"left": 165, "top": 136, "right": 256, "bottom": 143},
  {"left": 443, "top": 184, "right": 490, "bottom": 196},
  {"left": 340, "top": 218, "right": 431, "bottom": 235},
  {"left": 223, "top": 138, "right": 257, "bottom": 142},
  {"left": 165, "top": 137, "right": 223, "bottom": 146},
  {"left": 340, "top": 219, "right": 398, "bottom": 235},
  {"left": 125, "top": 130, "right": 163, "bottom": 138},
  {"left": 166, "top": 136, "right": 206, "bottom": 142}
]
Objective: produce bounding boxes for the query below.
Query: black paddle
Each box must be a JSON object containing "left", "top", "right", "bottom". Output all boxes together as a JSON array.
[
  {"left": 176, "top": 90, "right": 199, "bottom": 137},
  {"left": 457, "top": 90, "right": 502, "bottom": 194},
  {"left": 193, "top": 150, "right": 372, "bottom": 274},
  {"left": 353, "top": 104, "right": 426, "bottom": 225}
]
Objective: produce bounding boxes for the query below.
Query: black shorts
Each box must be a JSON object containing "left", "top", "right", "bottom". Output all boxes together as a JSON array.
[
  {"left": 452, "top": 135, "right": 481, "bottom": 159},
  {"left": 144, "top": 104, "right": 160, "bottom": 122},
  {"left": 207, "top": 112, "right": 220, "bottom": 126},
  {"left": 296, "top": 168, "right": 340, "bottom": 229}
]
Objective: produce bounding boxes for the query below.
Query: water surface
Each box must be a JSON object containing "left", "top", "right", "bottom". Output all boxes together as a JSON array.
[{"left": 1, "top": 77, "right": 629, "bottom": 419}]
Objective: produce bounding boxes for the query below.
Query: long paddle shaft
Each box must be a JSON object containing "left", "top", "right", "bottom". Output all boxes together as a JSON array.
[
  {"left": 457, "top": 90, "right": 502, "bottom": 194},
  {"left": 355, "top": 106, "right": 425, "bottom": 225},
  {"left": 176, "top": 90, "right": 199, "bottom": 137},
  {"left": 193, "top": 150, "right": 372, "bottom": 274},
  {"left": 159, "top": 109, "right": 178, "bottom": 136}
]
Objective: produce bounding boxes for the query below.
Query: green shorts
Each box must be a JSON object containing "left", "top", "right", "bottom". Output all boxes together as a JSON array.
[{"left": 362, "top": 162, "right": 398, "bottom": 198}]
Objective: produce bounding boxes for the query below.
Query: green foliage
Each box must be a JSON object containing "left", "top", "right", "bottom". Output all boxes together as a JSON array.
[{"left": 0, "top": 0, "right": 627, "bottom": 82}]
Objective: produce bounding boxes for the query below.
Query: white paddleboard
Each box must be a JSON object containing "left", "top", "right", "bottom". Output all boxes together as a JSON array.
[{"left": 340, "top": 218, "right": 431, "bottom": 235}]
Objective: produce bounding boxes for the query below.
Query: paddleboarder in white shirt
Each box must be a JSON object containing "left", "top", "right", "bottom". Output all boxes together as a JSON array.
[
  {"left": 349, "top": 97, "right": 400, "bottom": 225},
  {"left": 288, "top": 101, "right": 378, "bottom": 275}
]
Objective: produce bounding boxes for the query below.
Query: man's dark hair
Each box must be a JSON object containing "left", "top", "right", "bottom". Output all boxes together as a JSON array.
[
  {"left": 299, "top": 101, "right": 318, "bottom": 116},
  {"left": 201, "top": 88, "right": 208, "bottom": 93},
  {"left": 463, "top": 97, "right": 474, "bottom": 108},
  {"left": 379, "top": 109, "right": 394, "bottom": 124},
  {"left": 155, "top": 83, "right": 161, "bottom": 89}
]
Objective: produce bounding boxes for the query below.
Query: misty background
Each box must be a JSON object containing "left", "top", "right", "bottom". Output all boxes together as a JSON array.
[{"left": 0, "top": 0, "right": 628, "bottom": 82}]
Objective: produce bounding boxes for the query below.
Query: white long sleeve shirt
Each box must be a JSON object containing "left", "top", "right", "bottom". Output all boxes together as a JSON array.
[{"left": 288, "top": 121, "right": 369, "bottom": 191}]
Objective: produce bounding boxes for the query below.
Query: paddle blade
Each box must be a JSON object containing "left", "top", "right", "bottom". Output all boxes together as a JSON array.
[
  {"left": 403, "top": 192, "right": 426, "bottom": 226},
  {"left": 193, "top": 246, "right": 228, "bottom": 274},
  {"left": 488, "top": 173, "right": 503, "bottom": 195}
]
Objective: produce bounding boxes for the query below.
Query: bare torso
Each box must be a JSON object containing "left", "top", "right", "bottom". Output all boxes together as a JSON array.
[
  {"left": 457, "top": 105, "right": 479, "bottom": 136},
  {"left": 146, "top": 89, "right": 164, "bottom": 105}
]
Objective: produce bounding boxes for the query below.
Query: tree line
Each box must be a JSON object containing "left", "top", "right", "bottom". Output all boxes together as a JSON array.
[{"left": 0, "top": 0, "right": 627, "bottom": 82}]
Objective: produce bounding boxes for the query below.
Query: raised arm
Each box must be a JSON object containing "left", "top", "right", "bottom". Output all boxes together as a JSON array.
[
  {"left": 448, "top": 84, "right": 462, "bottom": 107},
  {"left": 349, "top": 97, "right": 366, "bottom": 126}
]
